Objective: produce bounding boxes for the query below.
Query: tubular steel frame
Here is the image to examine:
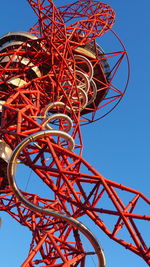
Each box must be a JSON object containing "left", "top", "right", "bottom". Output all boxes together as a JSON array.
[{"left": 0, "top": 0, "right": 149, "bottom": 266}]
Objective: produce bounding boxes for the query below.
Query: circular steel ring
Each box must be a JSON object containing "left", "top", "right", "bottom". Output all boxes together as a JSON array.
[
  {"left": 43, "top": 101, "right": 71, "bottom": 117},
  {"left": 87, "top": 79, "right": 97, "bottom": 105},
  {"left": 75, "top": 70, "right": 90, "bottom": 92},
  {"left": 74, "top": 54, "right": 94, "bottom": 80},
  {"left": 42, "top": 113, "right": 73, "bottom": 132},
  {"left": 71, "top": 87, "right": 88, "bottom": 111}
]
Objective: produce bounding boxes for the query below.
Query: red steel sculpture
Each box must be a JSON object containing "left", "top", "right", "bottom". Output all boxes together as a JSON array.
[{"left": 0, "top": 0, "right": 149, "bottom": 266}]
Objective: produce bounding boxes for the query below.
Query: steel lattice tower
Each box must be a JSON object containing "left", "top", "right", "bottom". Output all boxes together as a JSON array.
[{"left": 0, "top": 1, "right": 149, "bottom": 266}]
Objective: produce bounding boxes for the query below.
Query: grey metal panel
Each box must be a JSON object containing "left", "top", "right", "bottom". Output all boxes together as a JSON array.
[
  {"left": 0, "top": 41, "right": 27, "bottom": 52},
  {"left": 0, "top": 31, "right": 37, "bottom": 47}
]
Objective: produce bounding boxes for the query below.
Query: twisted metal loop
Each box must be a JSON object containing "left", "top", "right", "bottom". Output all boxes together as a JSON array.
[{"left": 7, "top": 130, "right": 106, "bottom": 267}]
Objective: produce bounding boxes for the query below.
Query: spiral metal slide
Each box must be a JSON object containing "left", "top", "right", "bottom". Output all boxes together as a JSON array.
[
  {"left": 0, "top": 26, "right": 106, "bottom": 266},
  {"left": 4, "top": 27, "right": 106, "bottom": 266},
  {"left": 0, "top": 1, "right": 149, "bottom": 266}
]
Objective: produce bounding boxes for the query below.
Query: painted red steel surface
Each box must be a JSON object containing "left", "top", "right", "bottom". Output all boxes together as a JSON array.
[{"left": 0, "top": 0, "right": 149, "bottom": 266}]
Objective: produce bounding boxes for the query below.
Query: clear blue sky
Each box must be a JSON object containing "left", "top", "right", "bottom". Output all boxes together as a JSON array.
[{"left": 0, "top": 1, "right": 149, "bottom": 266}]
